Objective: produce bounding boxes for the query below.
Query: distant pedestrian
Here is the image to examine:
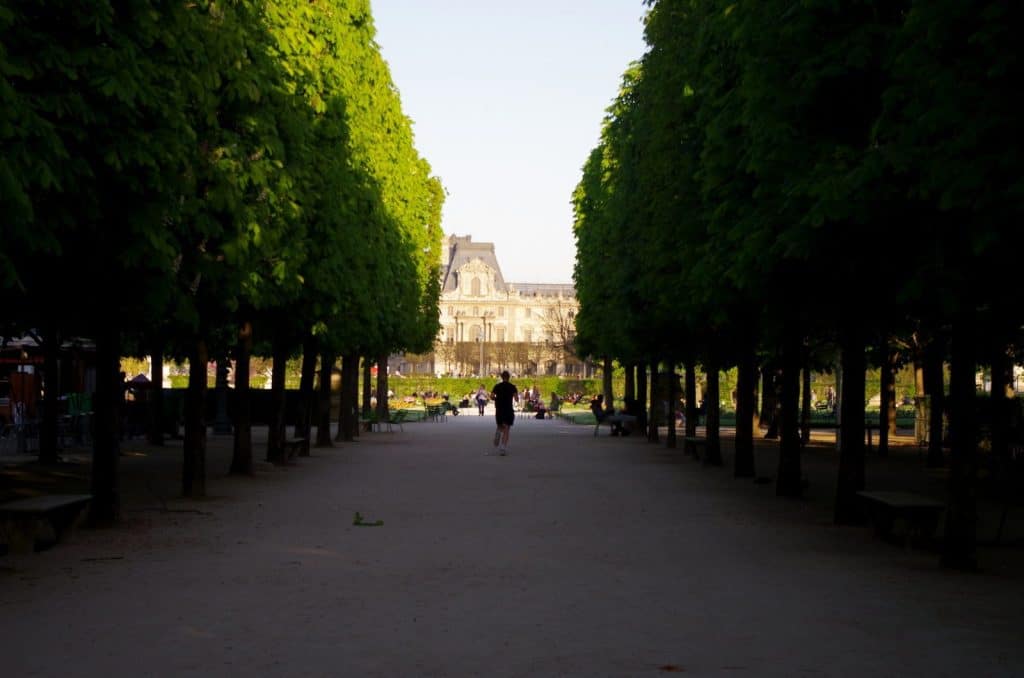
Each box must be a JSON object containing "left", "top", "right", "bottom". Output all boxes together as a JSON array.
[
  {"left": 475, "top": 385, "right": 488, "bottom": 416},
  {"left": 491, "top": 371, "right": 519, "bottom": 455}
]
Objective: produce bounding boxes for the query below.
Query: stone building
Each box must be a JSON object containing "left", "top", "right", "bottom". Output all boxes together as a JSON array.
[{"left": 393, "top": 234, "right": 584, "bottom": 377}]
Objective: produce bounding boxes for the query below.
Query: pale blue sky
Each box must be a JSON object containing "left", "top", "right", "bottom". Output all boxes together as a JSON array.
[{"left": 371, "top": 1, "right": 649, "bottom": 283}]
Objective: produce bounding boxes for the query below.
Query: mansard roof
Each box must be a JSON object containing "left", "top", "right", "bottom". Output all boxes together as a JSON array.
[
  {"left": 441, "top": 235, "right": 508, "bottom": 293},
  {"left": 440, "top": 234, "right": 576, "bottom": 298},
  {"left": 508, "top": 282, "right": 575, "bottom": 298}
]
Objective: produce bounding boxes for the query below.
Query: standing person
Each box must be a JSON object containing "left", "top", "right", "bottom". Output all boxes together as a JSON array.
[
  {"left": 490, "top": 370, "right": 519, "bottom": 455},
  {"left": 475, "top": 385, "right": 488, "bottom": 416}
]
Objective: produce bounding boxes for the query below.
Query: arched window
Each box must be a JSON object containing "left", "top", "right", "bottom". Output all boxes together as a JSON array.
[{"left": 471, "top": 277, "right": 481, "bottom": 296}]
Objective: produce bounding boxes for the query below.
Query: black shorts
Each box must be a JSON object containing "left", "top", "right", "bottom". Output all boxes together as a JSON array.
[{"left": 495, "top": 410, "right": 515, "bottom": 427}]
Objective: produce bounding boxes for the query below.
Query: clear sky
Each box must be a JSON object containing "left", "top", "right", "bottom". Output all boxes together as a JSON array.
[{"left": 371, "top": 1, "right": 649, "bottom": 284}]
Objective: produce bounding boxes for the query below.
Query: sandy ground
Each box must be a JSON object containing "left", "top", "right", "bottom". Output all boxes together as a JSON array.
[{"left": 1, "top": 412, "right": 1023, "bottom": 677}]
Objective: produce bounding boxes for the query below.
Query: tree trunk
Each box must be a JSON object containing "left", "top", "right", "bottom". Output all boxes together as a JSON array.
[
  {"left": 266, "top": 337, "right": 288, "bottom": 465},
  {"left": 183, "top": 338, "right": 208, "bottom": 497},
  {"left": 914, "top": 358, "right": 926, "bottom": 446},
  {"left": 296, "top": 336, "right": 317, "bottom": 442},
  {"left": 636, "top": 361, "right": 648, "bottom": 433},
  {"left": 734, "top": 349, "right": 756, "bottom": 478},
  {"left": 362, "top": 358, "right": 373, "bottom": 417},
  {"left": 647, "top": 367, "right": 660, "bottom": 443},
  {"left": 211, "top": 358, "right": 231, "bottom": 435},
  {"left": 230, "top": 320, "right": 253, "bottom": 475},
  {"left": 942, "top": 314, "right": 978, "bottom": 570},
  {"left": 924, "top": 339, "right": 946, "bottom": 467},
  {"left": 316, "top": 351, "right": 335, "bottom": 448},
  {"left": 800, "top": 365, "right": 811, "bottom": 445},
  {"left": 339, "top": 353, "right": 358, "bottom": 441},
  {"left": 761, "top": 366, "right": 780, "bottom": 439},
  {"left": 665, "top": 363, "right": 677, "bottom": 449},
  {"left": 336, "top": 353, "right": 351, "bottom": 442},
  {"left": 375, "top": 353, "right": 389, "bottom": 422},
  {"left": 989, "top": 342, "right": 1012, "bottom": 503},
  {"left": 704, "top": 359, "right": 722, "bottom": 466},
  {"left": 602, "top": 356, "right": 613, "bottom": 407},
  {"left": 39, "top": 325, "right": 60, "bottom": 464},
  {"left": 777, "top": 327, "right": 803, "bottom": 497},
  {"left": 684, "top": 362, "right": 697, "bottom": 450},
  {"left": 624, "top": 363, "right": 635, "bottom": 403},
  {"left": 88, "top": 328, "right": 121, "bottom": 526},
  {"left": 834, "top": 332, "right": 866, "bottom": 522},
  {"left": 878, "top": 344, "right": 896, "bottom": 456},
  {"left": 148, "top": 337, "right": 165, "bottom": 446}
]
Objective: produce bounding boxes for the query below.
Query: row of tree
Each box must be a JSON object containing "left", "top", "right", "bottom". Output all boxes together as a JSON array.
[
  {"left": 1, "top": 1, "right": 443, "bottom": 521},
  {"left": 572, "top": 0, "right": 1022, "bottom": 569}
]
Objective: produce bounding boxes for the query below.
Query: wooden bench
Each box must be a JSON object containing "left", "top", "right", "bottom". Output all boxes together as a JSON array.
[
  {"left": 0, "top": 494, "right": 92, "bottom": 554},
  {"left": 283, "top": 437, "right": 308, "bottom": 460},
  {"left": 857, "top": 490, "right": 945, "bottom": 547},
  {"left": 594, "top": 413, "right": 637, "bottom": 437},
  {"left": 683, "top": 436, "right": 708, "bottom": 458}
]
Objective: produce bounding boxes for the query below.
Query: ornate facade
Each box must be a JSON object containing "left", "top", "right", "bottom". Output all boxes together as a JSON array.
[{"left": 395, "top": 235, "right": 583, "bottom": 377}]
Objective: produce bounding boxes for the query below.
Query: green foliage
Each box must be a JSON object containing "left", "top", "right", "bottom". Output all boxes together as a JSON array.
[
  {"left": 573, "top": 0, "right": 1023, "bottom": 375},
  {"left": 382, "top": 375, "right": 611, "bottom": 401},
  {"left": 0, "top": 0, "right": 443, "bottom": 380}
]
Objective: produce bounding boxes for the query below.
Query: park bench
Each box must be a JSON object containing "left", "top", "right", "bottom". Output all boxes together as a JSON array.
[
  {"left": 683, "top": 436, "right": 708, "bottom": 459},
  {"left": 0, "top": 494, "right": 92, "bottom": 554},
  {"left": 386, "top": 409, "right": 408, "bottom": 432},
  {"left": 594, "top": 413, "right": 637, "bottom": 437},
  {"left": 283, "top": 437, "right": 308, "bottom": 460},
  {"left": 366, "top": 409, "right": 407, "bottom": 433},
  {"left": 857, "top": 490, "right": 945, "bottom": 547}
]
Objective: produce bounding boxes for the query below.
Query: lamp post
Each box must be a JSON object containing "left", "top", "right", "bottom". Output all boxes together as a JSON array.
[
  {"left": 478, "top": 332, "right": 484, "bottom": 377},
  {"left": 479, "top": 311, "right": 494, "bottom": 376},
  {"left": 453, "top": 310, "right": 466, "bottom": 375}
]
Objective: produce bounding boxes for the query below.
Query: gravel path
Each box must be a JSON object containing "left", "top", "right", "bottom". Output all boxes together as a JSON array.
[{"left": 2, "top": 414, "right": 1022, "bottom": 677}]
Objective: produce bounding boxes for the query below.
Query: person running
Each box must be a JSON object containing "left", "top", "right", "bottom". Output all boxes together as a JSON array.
[{"left": 490, "top": 370, "right": 519, "bottom": 455}]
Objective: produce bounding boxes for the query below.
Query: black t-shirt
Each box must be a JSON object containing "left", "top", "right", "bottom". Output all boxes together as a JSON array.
[{"left": 491, "top": 381, "right": 518, "bottom": 411}]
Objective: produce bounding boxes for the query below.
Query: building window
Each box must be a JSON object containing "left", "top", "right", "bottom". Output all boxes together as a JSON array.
[
  {"left": 523, "top": 329, "right": 532, "bottom": 343},
  {"left": 498, "top": 307, "right": 504, "bottom": 317},
  {"left": 471, "top": 277, "right": 481, "bottom": 296},
  {"left": 525, "top": 307, "right": 532, "bottom": 318},
  {"left": 497, "top": 327, "right": 505, "bottom": 342}
]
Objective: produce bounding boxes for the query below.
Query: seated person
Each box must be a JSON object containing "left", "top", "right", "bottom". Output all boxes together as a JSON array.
[
  {"left": 590, "top": 395, "right": 607, "bottom": 422},
  {"left": 618, "top": 396, "right": 639, "bottom": 436},
  {"left": 534, "top": 399, "right": 547, "bottom": 419}
]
